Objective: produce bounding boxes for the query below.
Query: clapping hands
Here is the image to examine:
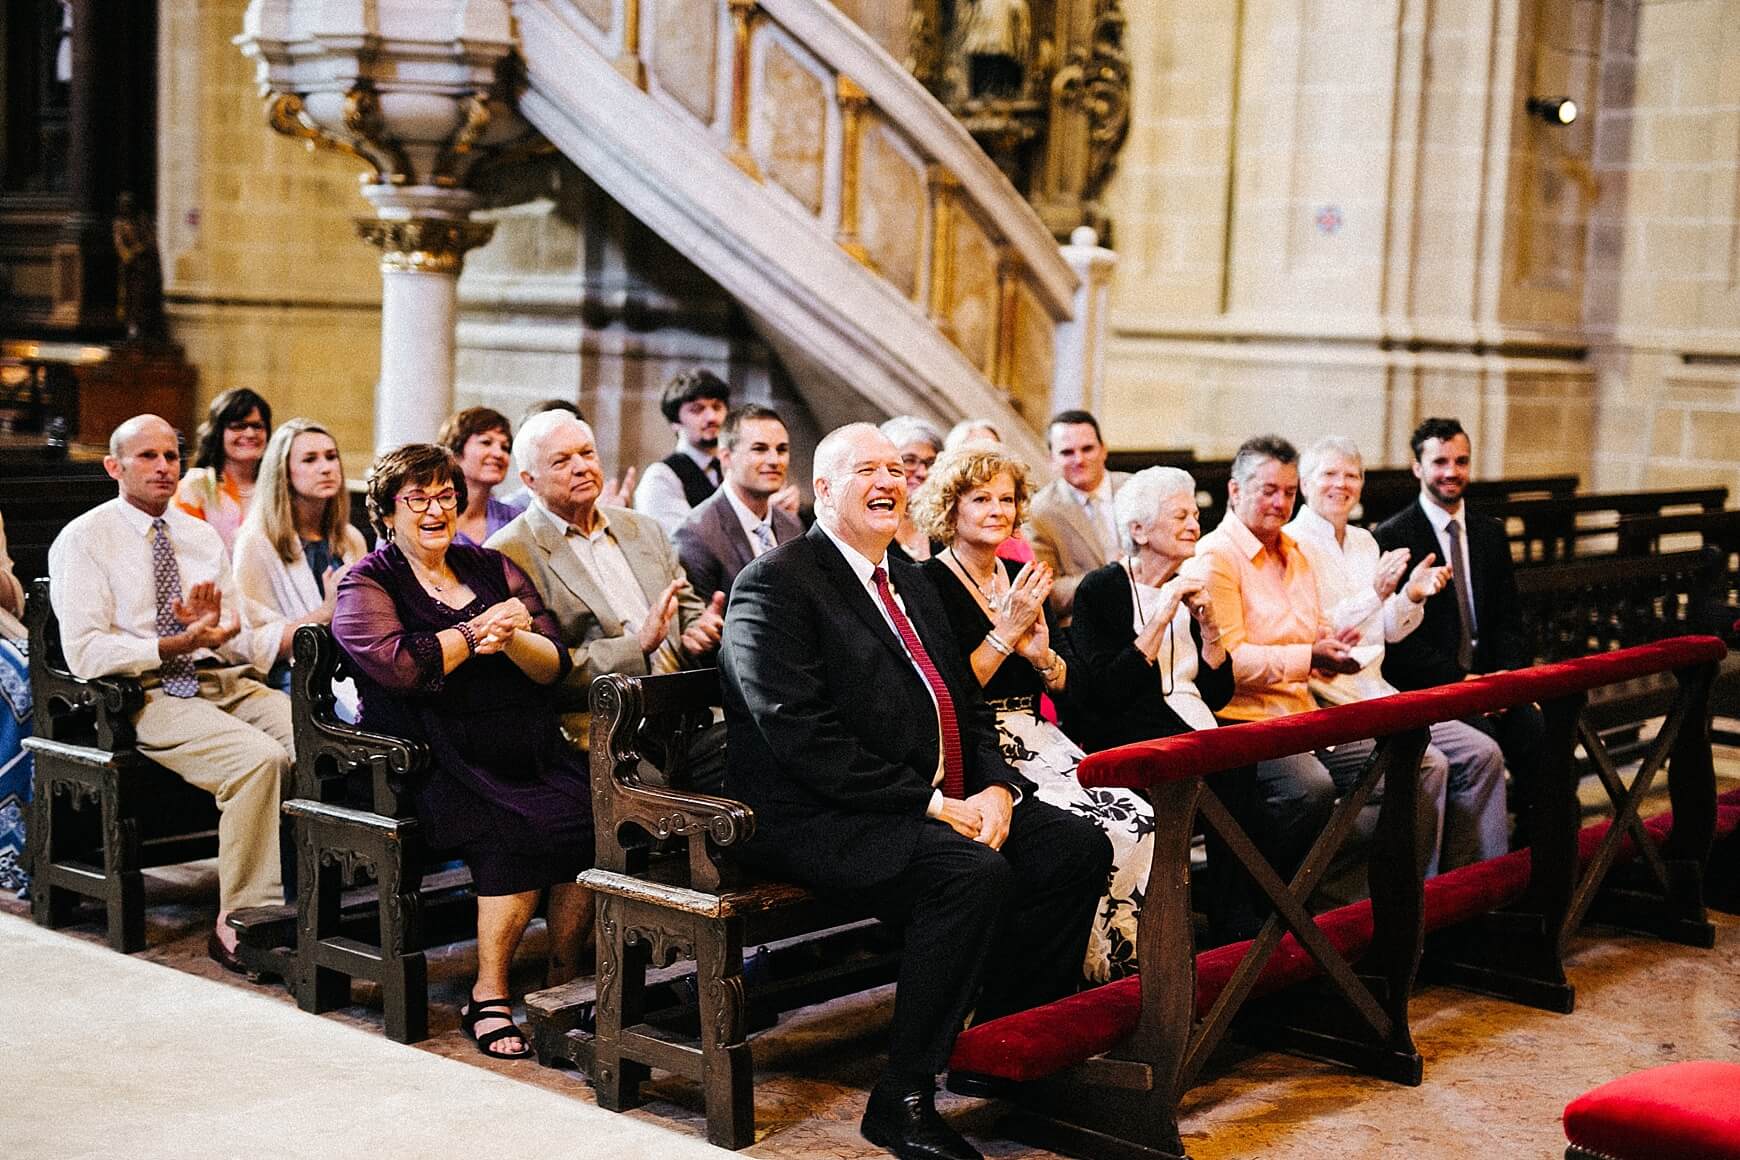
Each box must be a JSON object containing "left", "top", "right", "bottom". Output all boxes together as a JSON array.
[
  {"left": 169, "top": 580, "right": 239, "bottom": 651},
  {"left": 467, "top": 597, "right": 533, "bottom": 654},
  {"left": 681, "top": 591, "right": 727, "bottom": 657}
]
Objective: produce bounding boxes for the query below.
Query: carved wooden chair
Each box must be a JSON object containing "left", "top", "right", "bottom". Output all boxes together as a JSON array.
[{"left": 22, "top": 577, "right": 219, "bottom": 951}]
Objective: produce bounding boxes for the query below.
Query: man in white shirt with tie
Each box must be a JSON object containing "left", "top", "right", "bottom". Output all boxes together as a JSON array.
[
  {"left": 48, "top": 414, "right": 294, "bottom": 970},
  {"left": 1374, "top": 417, "right": 1544, "bottom": 846},
  {"left": 674, "top": 404, "right": 804, "bottom": 601},
  {"left": 1024, "top": 409, "right": 1131, "bottom": 621}
]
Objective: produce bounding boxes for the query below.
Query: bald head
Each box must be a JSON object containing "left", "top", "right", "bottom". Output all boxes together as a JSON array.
[
  {"left": 109, "top": 414, "right": 176, "bottom": 459},
  {"left": 105, "top": 414, "right": 183, "bottom": 516},
  {"left": 812, "top": 422, "right": 905, "bottom": 558}
]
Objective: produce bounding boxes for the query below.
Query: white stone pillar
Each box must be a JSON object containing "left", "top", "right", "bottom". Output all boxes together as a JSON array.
[
  {"left": 1052, "top": 226, "right": 1119, "bottom": 416},
  {"left": 357, "top": 189, "right": 495, "bottom": 451}
]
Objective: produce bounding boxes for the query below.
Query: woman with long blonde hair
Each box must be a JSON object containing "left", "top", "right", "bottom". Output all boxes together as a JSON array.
[{"left": 232, "top": 418, "right": 368, "bottom": 691}]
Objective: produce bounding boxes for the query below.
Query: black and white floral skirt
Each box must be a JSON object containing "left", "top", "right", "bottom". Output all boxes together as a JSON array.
[{"left": 996, "top": 708, "right": 1154, "bottom": 982}]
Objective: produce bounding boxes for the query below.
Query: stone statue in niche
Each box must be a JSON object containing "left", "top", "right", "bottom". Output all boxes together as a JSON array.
[
  {"left": 111, "top": 191, "right": 165, "bottom": 343},
  {"left": 958, "top": 0, "right": 1031, "bottom": 98}
]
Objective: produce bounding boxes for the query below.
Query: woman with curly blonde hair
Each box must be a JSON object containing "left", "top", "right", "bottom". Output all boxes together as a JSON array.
[{"left": 911, "top": 444, "right": 1154, "bottom": 981}]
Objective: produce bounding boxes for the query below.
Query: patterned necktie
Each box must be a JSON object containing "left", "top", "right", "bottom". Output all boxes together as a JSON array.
[
  {"left": 753, "top": 520, "right": 775, "bottom": 554},
  {"left": 1445, "top": 518, "right": 1476, "bottom": 672},
  {"left": 870, "top": 566, "right": 964, "bottom": 799},
  {"left": 150, "top": 518, "right": 199, "bottom": 697}
]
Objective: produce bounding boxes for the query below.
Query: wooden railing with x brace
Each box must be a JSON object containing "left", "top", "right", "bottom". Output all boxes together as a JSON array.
[{"left": 948, "top": 635, "right": 1730, "bottom": 1160}]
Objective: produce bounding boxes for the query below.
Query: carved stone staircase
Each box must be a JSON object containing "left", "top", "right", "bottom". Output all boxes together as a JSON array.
[{"left": 511, "top": 0, "right": 1078, "bottom": 460}]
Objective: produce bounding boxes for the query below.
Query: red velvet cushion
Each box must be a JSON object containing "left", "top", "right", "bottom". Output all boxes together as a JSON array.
[
  {"left": 948, "top": 794, "right": 1740, "bottom": 1085},
  {"left": 1564, "top": 1061, "right": 1740, "bottom": 1159},
  {"left": 1079, "top": 636, "right": 1728, "bottom": 791}
]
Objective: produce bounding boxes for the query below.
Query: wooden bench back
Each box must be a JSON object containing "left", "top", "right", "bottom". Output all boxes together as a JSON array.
[
  {"left": 289, "top": 624, "right": 428, "bottom": 818},
  {"left": 1487, "top": 487, "right": 1729, "bottom": 565},
  {"left": 589, "top": 668, "right": 753, "bottom": 893},
  {"left": 1618, "top": 510, "right": 1740, "bottom": 616},
  {"left": 0, "top": 464, "right": 116, "bottom": 585},
  {"left": 1514, "top": 548, "right": 1721, "bottom": 663},
  {"left": 24, "top": 576, "right": 144, "bottom": 751}
]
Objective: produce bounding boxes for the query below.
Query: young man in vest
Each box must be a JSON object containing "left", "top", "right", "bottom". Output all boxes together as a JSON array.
[{"left": 633, "top": 369, "right": 731, "bottom": 535}]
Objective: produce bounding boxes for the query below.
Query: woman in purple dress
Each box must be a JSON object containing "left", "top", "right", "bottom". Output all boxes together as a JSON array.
[
  {"left": 438, "top": 406, "right": 527, "bottom": 545},
  {"left": 333, "top": 443, "right": 591, "bottom": 1060}
]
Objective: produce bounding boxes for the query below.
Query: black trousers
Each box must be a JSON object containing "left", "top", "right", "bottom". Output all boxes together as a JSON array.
[{"left": 833, "top": 798, "right": 1112, "bottom": 1092}]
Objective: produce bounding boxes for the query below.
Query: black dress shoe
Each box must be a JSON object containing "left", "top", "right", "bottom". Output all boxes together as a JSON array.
[
  {"left": 207, "top": 931, "right": 248, "bottom": 976},
  {"left": 860, "top": 1085, "right": 981, "bottom": 1160}
]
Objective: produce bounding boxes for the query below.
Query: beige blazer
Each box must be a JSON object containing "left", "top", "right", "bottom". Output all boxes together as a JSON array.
[
  {"left": 487, "top": 501, "right": 705, "bottom": 739},
  {"left": 1024, "top": 471, "right": 1131, "bottom": 620}
]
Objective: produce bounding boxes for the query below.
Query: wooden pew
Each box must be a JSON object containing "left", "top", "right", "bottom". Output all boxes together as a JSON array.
[
  {"left": 1355, "top": 471, "right": 1577, "bottom": 529},
  {"left": 537, "top": 668, "right": 901, "bottom": 1150},
  {"left": 943, "top": 637, "right": 1729, "bottom": 1160},
  {"left": 21, "top": 578, "right": 221, "bottom": 951},
  {"left": 0, "top": 459, "right": 116, "bottom": 584},
  {"left": 1481, "top": 487, "right": 1728, "bottom": 565}
]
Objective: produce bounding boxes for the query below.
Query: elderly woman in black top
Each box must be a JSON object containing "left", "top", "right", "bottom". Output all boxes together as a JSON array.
[
  {"left": 1068, "top": 466, "right": 1271, "bottom": 942},
  {"left": 911, "top": 444, "right": 1153, "bottom": 980},
  {"left": 333, "top": 444, "right": 592, "bottom": 1060}
]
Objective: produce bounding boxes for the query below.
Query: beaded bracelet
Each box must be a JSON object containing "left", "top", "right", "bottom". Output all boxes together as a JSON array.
[
  {"left": 983, "top": 630, "right": 1014, "bottom": 657},
  {"left": 456, "top": 621, "right": 479, "bottom": 655}
]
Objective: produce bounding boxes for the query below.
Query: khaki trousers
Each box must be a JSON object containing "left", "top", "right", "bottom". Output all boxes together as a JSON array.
[{"left": 132, "top": 666, "right": 294, "bottom": 912}]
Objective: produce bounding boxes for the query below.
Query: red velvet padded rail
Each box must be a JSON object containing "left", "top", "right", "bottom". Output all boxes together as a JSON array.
[
  {"left": 1564, "top": 1061, "right": 1740, "bottom": 1160},
  {"left": 947, "top": 789, "right": 1740, "bottom": 1084},
  {"left": 1078, "top": 636, "right": 1727, "bottom": 791}
]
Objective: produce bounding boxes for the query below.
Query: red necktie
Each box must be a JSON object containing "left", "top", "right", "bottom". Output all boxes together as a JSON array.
[{"left": 871, "top": 566, "right": 965, "bottom": 799}]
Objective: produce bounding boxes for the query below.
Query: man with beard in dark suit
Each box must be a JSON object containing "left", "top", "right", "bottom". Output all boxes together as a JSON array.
[
  {"left": 1374, "top": 416, "right": 1542, "bottom": 843},
  {"left": 718, "top": 422, "right": 1111, "bottom": 1160}
]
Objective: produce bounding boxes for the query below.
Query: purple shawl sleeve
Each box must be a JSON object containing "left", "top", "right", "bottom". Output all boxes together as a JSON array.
[{"left": 331, "top": 548, "right": 449, "bottom": 694}]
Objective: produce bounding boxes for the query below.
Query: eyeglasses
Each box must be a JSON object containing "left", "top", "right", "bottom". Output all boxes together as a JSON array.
[
  {"left": 396, "top": 489, "right": 460, "bottom": 514},
  {"left": 226, "top": 420, "right": 268, "bottom": 433}
]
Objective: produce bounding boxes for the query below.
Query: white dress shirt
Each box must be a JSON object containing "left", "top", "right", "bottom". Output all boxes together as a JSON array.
[
  {"left": 541, "top": 499, "right": 681, "bottom": 673},
  {"left": 48, "top": 497, "right": 279, "bottom": 680},
  {"left": 633, "top": 438, "right": 720, "bottom": 536},
  {"left": 817, "top": 521, "right": 950, "bottom": 816},
  {"left": 1285, "top": 504, "right": 1426, "bottom": 705},
  {"left": 1418, "top": 494, "right": 1478, "bottom": 642},
  {"left": 723, "top": 481, "right": 777, "bottom": 558}
]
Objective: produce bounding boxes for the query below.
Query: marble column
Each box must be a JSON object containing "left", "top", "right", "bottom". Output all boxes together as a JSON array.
[
  {"left": 357, "top": 189, "right": 495, "bottom": 450},
  {"left": 1052, "top": 226, "right": 1118, "bottom": 415}
]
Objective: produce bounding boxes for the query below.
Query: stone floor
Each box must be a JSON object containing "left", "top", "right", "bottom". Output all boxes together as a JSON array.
[{"left": 5, "top": 750, "right": 1738, "bottom": 1159}]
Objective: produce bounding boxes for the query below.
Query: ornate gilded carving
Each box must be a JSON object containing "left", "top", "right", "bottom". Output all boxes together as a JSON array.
[
  {"left": 835, "top": 76, "right": 873, "bottom": 266},
  {"left": 993, "top": 253, "right": 1019, "bottom": 390},
  {"left": 726, "top": 0, "right": 761, "bottom": 180},
  {"left": 264, "top": 89, "right": 409, "bottom": 186},
  {"left": 927, "top": 167, "right": 959, "bottom": 333},
  {"left": 617, "top": 0, "right": 647, "bottom": 88},
  {"left": 355, "top": 218, "right": 497, "bottom": 275},
  {"left": 430, "top": 89, "right": 493, "bottom": 188},
  {"left": 1052, "top": 0, "right": 1130, "bottom": 214}
]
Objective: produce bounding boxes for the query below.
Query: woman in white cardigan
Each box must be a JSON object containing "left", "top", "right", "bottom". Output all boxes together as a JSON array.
[{"left": 232, "top": 418, "right": 368, "bottom": 693}]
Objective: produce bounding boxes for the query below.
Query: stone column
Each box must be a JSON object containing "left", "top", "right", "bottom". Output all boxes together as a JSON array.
[
  {"left": 1051, "top": 226, "right": 1118, "bottom": 415},
  {"left": 357, "top": 190, "right": 495, "bottom": 450}
]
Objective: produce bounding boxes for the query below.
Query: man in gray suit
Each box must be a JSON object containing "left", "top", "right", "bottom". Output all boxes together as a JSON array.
[
  {"left": 1023, "top": 409, "right": 1130, "bottom": 621},
  {"left": 488, "top": 411, "right": 725, "bottom": 745},
  {"left": 674, "top": 404, "right": 804, "bottom": 601}
]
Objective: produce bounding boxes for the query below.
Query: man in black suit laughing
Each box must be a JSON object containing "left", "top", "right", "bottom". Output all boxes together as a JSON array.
[
  {"left": 1374, "top": 416, "right": 1542, "bottom": 839},
  {"left": 719, "top": 422, "right": 1111, "bottom": 1160}
]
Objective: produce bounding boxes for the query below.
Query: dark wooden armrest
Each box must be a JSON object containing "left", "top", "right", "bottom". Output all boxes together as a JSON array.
[
  {"left": 291, "top": 624, "right": 429, "bottom": 815},
  {"left": 26, "top": 577, "right": 145, "bottom": 751},
  {"left": 590, "top": 669, "right": 753, "bottom": 891}
]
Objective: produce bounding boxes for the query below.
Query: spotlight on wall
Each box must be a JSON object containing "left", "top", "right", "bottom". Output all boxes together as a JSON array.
[{"left": 1526, "top": 96, "right": 1579, "bottom": 126}]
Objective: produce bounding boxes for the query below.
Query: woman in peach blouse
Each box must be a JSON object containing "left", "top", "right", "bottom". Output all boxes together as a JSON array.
[{"left": 175, "top": 388, "right": 272, "bottom": 550}]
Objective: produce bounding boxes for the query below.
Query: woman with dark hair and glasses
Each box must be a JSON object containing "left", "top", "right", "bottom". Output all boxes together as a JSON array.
[
  {"left": 332, "top": 443, "right": 593, "bottom": 1060},
  {"left": 176, "top": 387, "right": 273, "bottom": 550}
]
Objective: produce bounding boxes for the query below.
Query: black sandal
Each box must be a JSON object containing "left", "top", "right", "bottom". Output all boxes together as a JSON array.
[{"left": 460, "top": 998, "right": 532, "bottom": 1060}]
